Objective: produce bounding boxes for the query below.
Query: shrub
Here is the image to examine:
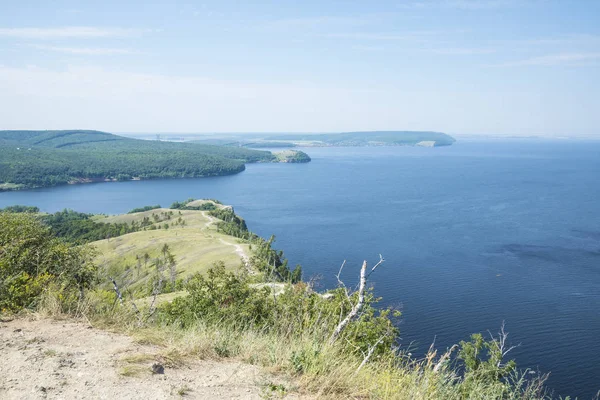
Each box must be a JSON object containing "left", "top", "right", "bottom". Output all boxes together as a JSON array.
[
  {"left": 0, "top": 212, "right": 97, "bottom": 312},
  {"left": 159, "top": 263, "right": 399, "bottom": 360},
  {"left": 0, "top": 205, "right": 40, "bottom": 213},
  {"left": 128, "top": 205, "right": 161, "bottom": 214}
]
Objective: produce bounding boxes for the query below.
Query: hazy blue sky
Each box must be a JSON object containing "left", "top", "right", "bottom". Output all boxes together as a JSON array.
[{"left": 1, "top": 0, "right": 599, "bottom": 136}]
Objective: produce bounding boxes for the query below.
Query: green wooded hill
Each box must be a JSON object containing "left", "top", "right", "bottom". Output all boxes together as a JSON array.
[
  {"left": 0, "top": 130, "right": 276, "bottom": 190},
  {"left": 188, "top": 130, "right": 456, "bottom": 148},
  {"left": 267, "top": 131, "right": 456, "bottom": 146}
]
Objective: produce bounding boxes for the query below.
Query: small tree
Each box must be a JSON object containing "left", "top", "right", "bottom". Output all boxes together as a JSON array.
[
  {"left": 0, "top": 212, "right": 97, "bottom": 312},
  {"left": 458, "top": 323, "right": 519, "bottom": 385}
]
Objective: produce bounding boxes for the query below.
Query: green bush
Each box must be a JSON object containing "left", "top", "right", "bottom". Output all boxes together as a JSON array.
[
  {"left": 0, "top": 212, "right": 97, "bottom": 312},
  {"left": 128, "top": 205, "right": 161, "bottom": 214},
  {"left": 458, "top": 332, "right": 518, "bottom": 388},
  {"left": 159, "top": 263, "right": 399, "bottom": 359},
  {"left": 160, "top": 262, "right": 275, "bottom": 328},
  {"left": 0, "top": 205, "right": 40, "bottom": 213}
]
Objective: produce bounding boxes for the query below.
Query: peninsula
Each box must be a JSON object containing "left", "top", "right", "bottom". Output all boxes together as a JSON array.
[{"left": 186, "top": 130, "right": 456, "bottom": 148}]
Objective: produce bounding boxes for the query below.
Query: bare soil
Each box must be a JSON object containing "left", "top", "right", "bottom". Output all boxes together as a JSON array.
[{"left": 0, "top": 317, "right": 300, "bottom": 399}]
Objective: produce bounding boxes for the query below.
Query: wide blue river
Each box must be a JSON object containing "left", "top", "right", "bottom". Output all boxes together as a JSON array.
[{"left": 1, "top": 139, "right": 599, "bottom": 398}]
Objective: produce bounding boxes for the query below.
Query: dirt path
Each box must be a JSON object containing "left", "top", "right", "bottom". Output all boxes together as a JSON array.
[
  {"left": 218, "top": 238, "right": 249, "bottom": 264},
  {"left": 202, "top": 211, "right": 217, "bottom": 229},
  {"left": 0, "top": 317, "right": 296, "bottom": 399}
]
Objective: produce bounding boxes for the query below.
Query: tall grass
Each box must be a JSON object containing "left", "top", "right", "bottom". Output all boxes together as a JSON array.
[{"left": 38, "top": 281, "right": 550, "bottom": 400}]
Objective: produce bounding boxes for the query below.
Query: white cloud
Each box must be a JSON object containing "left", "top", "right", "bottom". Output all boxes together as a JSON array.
[
  {"left": 31, "top": 45, "right": 137, "bottom": 55},
  {"left": 499, "top": 53, "right": 600, "bottom": 66},
  {"left": 0, "top": 26, "right": 153, "bottom": 39}
]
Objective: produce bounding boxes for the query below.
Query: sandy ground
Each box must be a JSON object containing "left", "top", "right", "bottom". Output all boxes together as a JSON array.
[{"left": 0, "top": 317, "right": 299, "bottom": 400}]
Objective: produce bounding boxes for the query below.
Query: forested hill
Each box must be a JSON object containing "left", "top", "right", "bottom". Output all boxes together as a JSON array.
[
  {"left": 0, "top": 130, "right": 125, "bottom": 148},
  {"left": 188, "top": 130, "right": 456, "bottom": 148},
  {"left": 266, "top": 131, "right": 456, "bottom": 147},
  {"left": 0, "top": 130, "right": 277, "bottom": 190}
]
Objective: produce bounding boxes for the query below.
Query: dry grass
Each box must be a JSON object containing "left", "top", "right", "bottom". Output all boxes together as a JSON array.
[
  {"left": 91, "top": 209, "right": 250, "bottom": 292},
  {"left": 37, "top": 283, "right": 549, "bottom": 400},
  {"left": 102, "top": 320, "right": 546, "bottom": 400},
  {"left": 118, "top": 364, "right": 149, "bottom": 377}
]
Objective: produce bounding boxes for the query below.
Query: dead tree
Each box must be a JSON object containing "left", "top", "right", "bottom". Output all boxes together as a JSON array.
[
  {"left": 329, "top": 255, "right": 385, "bottom": 345},
  {"left": 489, "top": 322, "right": 519, "bottom": 368},
  {"left": 147, "top": 271, "right": 164, "bottom": 317},
  {"left": 111, "top": 278, "right": 124, "bottom": 305}
]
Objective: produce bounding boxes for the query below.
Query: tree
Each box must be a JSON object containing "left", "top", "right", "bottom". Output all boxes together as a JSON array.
[
  {"left": 0, "top": 212, "right": 97, "bottom": 312},
  {"left": 329, "top": 256, "right": 385, "bottom": 345},
  {"left": 458, "top": 323, "right": 518, "bottom": 384}
]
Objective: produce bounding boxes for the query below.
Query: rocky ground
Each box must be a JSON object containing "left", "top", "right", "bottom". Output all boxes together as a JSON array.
[{"left": 0, "top": 317, "right": 300, "bottom": 399}]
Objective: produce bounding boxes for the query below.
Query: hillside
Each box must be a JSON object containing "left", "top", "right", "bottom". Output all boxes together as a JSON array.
[
  {"left": 0, "top": 130, "right": 277, "bottom": 191},
  {"left": 188, "top": 131, "right": 455, "bottom": 148},
  {"left": 266, "top": 131, "right": 456, "bottom": 147},
  {"left": 190, "top": 131, "right": 456, "bottom": 149},
  {"left": 92, "top": 205, "right": 251, "bottom": 295},
  {"left": 273, "top": 150, "right": 311, "bottom": 163},
  {"left": 0, "top": 200, "right": 554, "bottom": 399}
]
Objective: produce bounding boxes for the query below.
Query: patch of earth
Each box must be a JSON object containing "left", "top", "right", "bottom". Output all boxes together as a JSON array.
[{"left": 0, "top": 317, "right": 303, "bottom": 399}]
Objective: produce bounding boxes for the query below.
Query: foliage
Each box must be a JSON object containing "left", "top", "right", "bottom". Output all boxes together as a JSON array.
[
  {"left": 267, "top": 131, "right": 457, "bottom": 146},
  {"left": 160, "top": 263, "right": 274, "bottom": 327},
  {"left": 0, "top": 212, "right": 97, "bottom": 312},
  {"left": 208, "top": 207, "right": 302, "bottom": 283},
  {"left": 41, "top": 209, "right": 140, "bottom": 244},
  {"left": 209, "top": 207, "right": 249, "bottom": 238},
  {"left": 0, "top": 130, "right": 277, "bottom": 189},
  {"left": 274, "top": 150, "right": 311, "bottom": 163},
  {"left": 458, "top": 332, "right": 517, "bottom": 385},
  {"left": 128, "top": 205, "right": 161, "bottom": 214},
  {"left": 0, "top": 205, "right": 40, "bottom": 213},
  {"left": 159, "top": 263, "right": 397, "bottom": 357},
  {"left": 248, "top": 235, "right": 302, "bottom": 283},
  {"left": 170, "top": 198, "right": 217, "bottom": 210}
]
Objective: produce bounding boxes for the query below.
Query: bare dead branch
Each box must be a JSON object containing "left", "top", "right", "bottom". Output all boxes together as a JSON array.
[
  {"left": 488, "top": 321, "right": 520, "bottom": 368},
  {"left": 330, "top": 256, "right": 385, "bottom": 345},
  {"left": 335, "top": 260, "right": 352, "bottom": 304},
  {"left": 147, "top": 271, "right": 164, "bottom": 317},
  {"left": 433, "top": 344, "right": 459, "bottom": 373},
  {"left": 367, "top": 254, "right": 385, "bottom": 279},
  {"left": 111, "top": 278, "right": 123, "bottom": 305},
  {"left": 357, "top": 334, "right": 387, "bottom": 372}
]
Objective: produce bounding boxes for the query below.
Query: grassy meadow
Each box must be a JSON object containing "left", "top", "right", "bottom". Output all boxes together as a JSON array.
[{"left": 92, "top": 206, "right": 250, "bottom": 294}]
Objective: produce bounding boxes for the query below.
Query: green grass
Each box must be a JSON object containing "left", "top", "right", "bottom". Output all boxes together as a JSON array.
[{"left": 92, "top": 209, "right": 250, "bottom": 293}]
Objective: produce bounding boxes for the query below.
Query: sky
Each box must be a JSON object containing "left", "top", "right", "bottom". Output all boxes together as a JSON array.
[{"left": 0, "top": 0, "right": 599, "bottom": 136}]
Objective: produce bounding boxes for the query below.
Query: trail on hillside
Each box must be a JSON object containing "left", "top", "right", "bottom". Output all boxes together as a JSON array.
[
  {"left": 218, "top": 238, "right": 249, "bottom": 264},
  {"left": 202, "top": 211, "right": 217, "bottom": 228},
  {"left": 0, "top": 318, "right": 291, "bottom": 399}
]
